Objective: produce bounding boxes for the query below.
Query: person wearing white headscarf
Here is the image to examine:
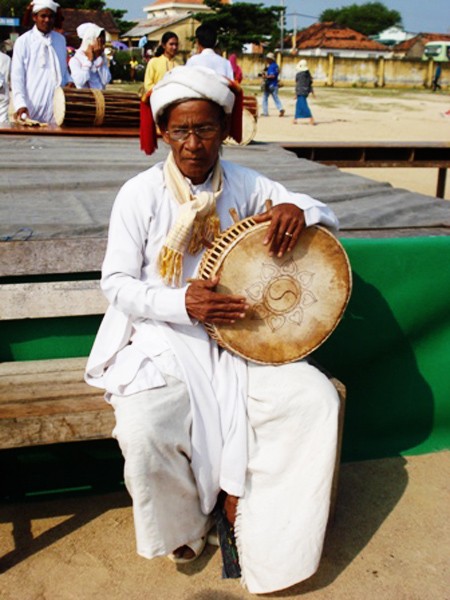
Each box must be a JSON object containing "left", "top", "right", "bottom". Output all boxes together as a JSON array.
[
  {"left": 85, "top": 65, "right": 340, "bottom": 594},
  {"left": 293, "top": 58, "right": 315, "bottom": 125},
  {"left": 11, "top": 0, "right": 72, "bottom": 124},
  {"left": 69, "top": 22, "right": 111, "bottom": 90}
]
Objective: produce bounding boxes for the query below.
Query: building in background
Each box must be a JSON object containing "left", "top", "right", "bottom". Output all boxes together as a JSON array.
[
  {"left": 122, "top": 0, "right": 229, "bottom": 52},
  {"left": 290, "top": 22, "right": 391, "bottom": 59},
  {"left": 60, "top": 9, "right": 120, "bottom": 48},
  {"left": 392, "top": 32, "right": 450, "bottom": 59}
]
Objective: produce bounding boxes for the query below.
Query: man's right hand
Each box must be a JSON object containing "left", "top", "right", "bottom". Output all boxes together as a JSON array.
[
  {"left": 14, "top": 107, "right": 29, "bottom": 121},
  {"left": 186, "top": 276, "right": 248, "bottom": 324}
]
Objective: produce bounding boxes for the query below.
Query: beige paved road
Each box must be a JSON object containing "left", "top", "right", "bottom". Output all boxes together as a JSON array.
[{"left": 251, "top": 86, "right": 450, "bottom": 199}]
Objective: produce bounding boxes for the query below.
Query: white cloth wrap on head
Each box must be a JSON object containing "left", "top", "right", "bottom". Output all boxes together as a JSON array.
[
  {"left": 296, "top": 59, "right": 308, "bottom": 72},
  {"left": 76, "top": 23, "right": 104, "bottom": 52},
  {"left": 150, "top": 66, "right": 235, "bottom": 122},
  {"left": 32, "top": 0, "right": 60, "bottom": 13}
]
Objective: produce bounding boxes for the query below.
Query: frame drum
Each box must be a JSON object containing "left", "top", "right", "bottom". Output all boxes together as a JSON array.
[{"left": 197, "top": 218, "right": 352, "bottom": 365}]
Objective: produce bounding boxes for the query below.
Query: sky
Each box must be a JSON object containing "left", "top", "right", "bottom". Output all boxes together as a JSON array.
[{"left": 106, "top": 1, "right": 450, "bottom": 35}]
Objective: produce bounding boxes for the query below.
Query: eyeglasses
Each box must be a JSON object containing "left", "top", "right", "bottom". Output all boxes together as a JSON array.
[{"left": 165, "top": 125, "right": 220, "bottom": 142}]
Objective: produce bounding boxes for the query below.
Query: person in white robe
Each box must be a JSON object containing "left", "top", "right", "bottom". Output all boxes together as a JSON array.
[
  {"left": 69, "top": 23, "right": 111, "bottom": 90},
  {"left": 85, "top": 65, "right": 340, "bottom": 594},
  {"left": 10, "top": 0, "right": 71, "bottom": 124},
  {"left": 0, "top": 50, "right": 11, "bottom": 123},
  {"left": 186, "top": 24, "right": 233, "bottom": 79}
]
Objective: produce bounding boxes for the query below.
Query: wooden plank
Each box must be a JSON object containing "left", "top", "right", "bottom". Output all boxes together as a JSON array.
[
  {"left": 0, "top": 357, "right": 114, "bottom": 448},
  {"left": 0, "top": 409, "right": 114, "bottom": 448},
  {"left": 0, "top": 357, "right": 97, "bottom": 405},
  {"left": 281, "top": 142, "right": 450, "bottom": 168},
  {"left": 0, "top": 238, "right": 107, "bottom": 277},
  {"left": 0, "top": 280, "right": 107, "bottom": 320},
  {"left": 0, "top": 123, "right": 139, "bottom": 137}
]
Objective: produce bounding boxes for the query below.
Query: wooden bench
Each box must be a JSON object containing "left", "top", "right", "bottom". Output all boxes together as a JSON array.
[
  {"left": 0, "top": 235, "right": 345, "bottom": 517},
  {"left": 0, "top": 237, "right": 111, "bottom": 449}
]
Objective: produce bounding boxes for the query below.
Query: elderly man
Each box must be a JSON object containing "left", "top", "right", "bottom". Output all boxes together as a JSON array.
[
  {"left": 86, "top": 66, "right": 340, "bottom": 594},
  {"left": 11, "top": 0, "right": 71, "bottom": 124}
]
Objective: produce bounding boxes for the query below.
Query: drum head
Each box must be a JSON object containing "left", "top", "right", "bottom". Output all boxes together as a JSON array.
[
  {"left": 201, "top": 223, "right": 352, "bottom": 364},
  {"left": 53, "top": 87, "right": 66, "bottom": 126}
]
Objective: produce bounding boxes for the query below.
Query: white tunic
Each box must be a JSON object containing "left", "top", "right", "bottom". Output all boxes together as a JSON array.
[
  {"left": 69, "top": 49, "right": 111, "bottom": 89},
  {"left": 0, "top": 51, "right": 11, "bottom": 123},
  {"left": 11, "top": 26, "right": 71, "bottom": 123},
  {"left": 85, "top": 159, "right": 339, "bottom": 514},
  {"left": 186, "top": 48, "right": 234, "bottom": 79}
]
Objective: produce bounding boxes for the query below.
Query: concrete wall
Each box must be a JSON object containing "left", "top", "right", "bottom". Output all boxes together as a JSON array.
[{"left": 240, "top": 53, "right": 449, "bottom": 89}]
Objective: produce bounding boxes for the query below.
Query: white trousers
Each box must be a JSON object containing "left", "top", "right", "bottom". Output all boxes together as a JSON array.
[{"left": 110, "top": 360, "right": 339, "bottom": 594}]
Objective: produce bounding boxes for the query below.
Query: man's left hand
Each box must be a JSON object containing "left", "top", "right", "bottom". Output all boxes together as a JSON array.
[{"left": 253, "top": 203, "right": 305, "bottom": 258}]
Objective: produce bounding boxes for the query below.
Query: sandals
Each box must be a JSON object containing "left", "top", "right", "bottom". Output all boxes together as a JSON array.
[{"left": 168, "top": 536, "right": 207, "bottom": 564}]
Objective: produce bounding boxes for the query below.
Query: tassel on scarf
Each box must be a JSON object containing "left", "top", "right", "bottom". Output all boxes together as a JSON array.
[
  {"left": 188, "top": 213, "right": 221, "bottom": 254},
  {"left": 159, "top": 246, "right": 183, "bottom": 288}
]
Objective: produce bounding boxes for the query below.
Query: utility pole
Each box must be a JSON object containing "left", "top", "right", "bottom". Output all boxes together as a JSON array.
[{"left": 280, "top": 0, "right": 285, "bottom": 52}]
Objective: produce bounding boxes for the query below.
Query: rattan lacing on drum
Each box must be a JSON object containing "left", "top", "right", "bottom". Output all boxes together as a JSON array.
[
  {"left": 198, "top": 217, "right": 257, "bottom": 279},
  {"left": 90, "top": 88, "right": 106, "bottom": 126},
  {"left": 198, "top": 216, "right": 258, "bottom": 346}
]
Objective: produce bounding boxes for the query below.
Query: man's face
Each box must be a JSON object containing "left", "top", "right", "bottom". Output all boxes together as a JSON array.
[
  {"left": 161, "top": 100, "right": 229, "bottom": 185},
  {"left": 32, "top": 9, "right": 56, "bottom": 34}
]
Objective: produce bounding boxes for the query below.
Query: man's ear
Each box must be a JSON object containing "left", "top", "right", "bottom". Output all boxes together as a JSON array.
[
  {"left": 161, "top": 128, "right": 170, "bottom": 144},
  {"left": 221, "top": 115, "right": 231, "bottom": 141}
]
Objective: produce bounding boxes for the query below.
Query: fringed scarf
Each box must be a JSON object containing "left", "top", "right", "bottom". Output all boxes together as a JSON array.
[{"left": 159, "top": 152, "right": 223, "bottom": 287}]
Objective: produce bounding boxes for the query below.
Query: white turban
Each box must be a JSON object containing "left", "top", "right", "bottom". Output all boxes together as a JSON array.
[
  {"left": 32, "top": 0, "right": 60, "bottom": 13},
  {"left": 76, "top": 23, "right": 104, "bottom": 52},
  {"left": 150, "top": 66, "right": 235, "bottom": 122},
  {"left": 296, "top": 59, "right": 308, "bottom": 72}
]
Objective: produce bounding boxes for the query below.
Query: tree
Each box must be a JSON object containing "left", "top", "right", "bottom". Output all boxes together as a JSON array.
[
  {"left": 0, "top": 0, "right": 135, "bottom": 36},
  {"left": 320, "top": 2, "right": 402, "bottom": 37},
  {"left": 192, "top": 0, "right": 284, "bottom": 53}
]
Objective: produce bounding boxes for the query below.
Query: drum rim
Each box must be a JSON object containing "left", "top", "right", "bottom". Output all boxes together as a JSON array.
[
  {"left": 198, "top": 221, "right": 352, "bottom": 365},
  {"left": 53, "top": 86, "right": 66, "bottom": 126}
]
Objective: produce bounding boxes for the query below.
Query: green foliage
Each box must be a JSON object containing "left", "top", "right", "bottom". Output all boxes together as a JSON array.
[
  {"left": 0, "top": 0, "right": 136, "bottom": 38},
  {"left": 58, "top": 0, "right": 106, "bottom": 8},
  {"left": 0, "top": 0, "right": 136, "bottom": 36},
  {"left": 320, "top": 2, "right": 402, "bottom": 36},
  {"left": 0, "top": 0, "right": 29, "bottom": 17},
  {"left": 192, "top": 0, "right": 284, "bottom": 53},
  {"left": 110, "top": 48, "right": 145, "bottom": 82}
]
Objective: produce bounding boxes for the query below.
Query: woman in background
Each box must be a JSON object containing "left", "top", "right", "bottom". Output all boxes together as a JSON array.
[
  {"left": 142, "top": 31, "right": 179, "bottom": 96},
  {"left": 293, "top": 59, "right": 315, "bottom": 125},
  {"left": 69, "top": 23, "right": 111, "bottom": 89}
]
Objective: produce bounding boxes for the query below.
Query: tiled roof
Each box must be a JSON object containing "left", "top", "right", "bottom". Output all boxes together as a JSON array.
[
  {"left": 294, "top": 22, "right": 388, "bottom": 52},
  {"left": 123, "top": 14, "right": 191, "bottom": 38},
  {"left": 61, "top": 8, "right": 120, "bottom": 36},
  {"left": 393, "top": 32, "right": 450, "bottom": 52},
  {"left": 147, "top": 0, "right": 229, "bottom": 6}
]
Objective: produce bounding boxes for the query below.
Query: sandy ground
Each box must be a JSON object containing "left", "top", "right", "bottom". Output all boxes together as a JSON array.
[
  {"left": 250, "top": 86, "right": 450, "bottom": 200},
  {"left": 1, "top": 452, "right": 449, "bottom": 599}
]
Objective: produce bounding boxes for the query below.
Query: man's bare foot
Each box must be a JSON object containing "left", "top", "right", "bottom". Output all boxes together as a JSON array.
[
  {"left": 168, "top": 536, "right": 207, "bottom": 563},
  {"left": 172, "top": 545, "right": 196, "bottom": 560},
  {"left": 224, "top": 494, "right": 239, "bottom": 525}
]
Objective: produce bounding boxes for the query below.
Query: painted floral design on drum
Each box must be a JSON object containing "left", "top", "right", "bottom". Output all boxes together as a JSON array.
[{"left": 246, "top": 257, "right": 317, "bottom": 332}]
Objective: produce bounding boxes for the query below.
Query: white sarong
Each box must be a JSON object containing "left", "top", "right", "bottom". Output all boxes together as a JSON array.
[{"left": 110, "top": 359, "right": 338, "bottom": 594}]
